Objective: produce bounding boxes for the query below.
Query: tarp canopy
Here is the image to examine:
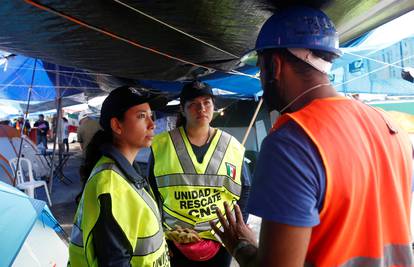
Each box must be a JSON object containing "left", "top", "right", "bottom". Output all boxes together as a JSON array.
[
  {"left": 0, "top": 1, "right": 413, "bottom": 106},
  {"left": 0, "top": 0, "right": 413, "bottom": 83},
  {"left": 0, "top": 51, "right": 102, "bottom": 102}
]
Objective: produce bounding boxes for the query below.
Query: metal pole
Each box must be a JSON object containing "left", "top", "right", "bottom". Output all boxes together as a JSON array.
[
  {"left": 14, "top": 59, "right": 37, "bottom": 185},
  {"left": 48, "top": 64, "right": 62, "bottom": 192},
  {"left": 242, "top": 98, "right": 263, "bottom": 146}
]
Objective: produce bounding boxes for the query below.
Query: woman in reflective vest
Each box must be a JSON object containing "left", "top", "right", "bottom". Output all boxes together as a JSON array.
[
  {"left": 68, "top": 86, "right": 170, "bottom": 267},
  {"left": 149, "top": 81, "right": 250, "bottom": 267}
]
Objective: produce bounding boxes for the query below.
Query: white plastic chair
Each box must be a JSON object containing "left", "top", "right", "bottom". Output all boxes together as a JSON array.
[{"left": 10, "top": 157, "right": 52, "bottom": 206}]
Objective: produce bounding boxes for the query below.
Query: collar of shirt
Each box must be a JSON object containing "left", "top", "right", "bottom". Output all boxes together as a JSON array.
[{"left": 100, "top": 143, "right": 148, "bottom": 190}]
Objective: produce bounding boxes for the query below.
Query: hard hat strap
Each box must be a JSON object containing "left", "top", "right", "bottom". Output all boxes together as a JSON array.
[{"left": 287, "top": 48, "right": 332, "bottom": 74}]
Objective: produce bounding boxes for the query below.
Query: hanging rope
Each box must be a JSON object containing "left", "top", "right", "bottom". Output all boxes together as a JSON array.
[
  {"left": 113, "top": 0, "right": 239, "bottom": 59},
  {"left": 333, "top": 53, "right": 414, "bottom": 89},
  {"left": 13, "top": 59, "right": 37, "bottom": 185},
  {"left": 25, "top": 0, "right": 215, "bottom": 72},
  {"left": 24, "top": 0, "right": 260, "bottom": 83},
  {"left": 343, "top": 51, "right": 405, "bottom": 70}
]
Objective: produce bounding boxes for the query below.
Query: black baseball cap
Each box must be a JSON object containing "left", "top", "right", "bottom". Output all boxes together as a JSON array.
[
  {"left": 99, "top": 86, "right": 167, "bottom": 131},
  {"left": 180, "top": 81, "right": 214, "bottom": 105}
]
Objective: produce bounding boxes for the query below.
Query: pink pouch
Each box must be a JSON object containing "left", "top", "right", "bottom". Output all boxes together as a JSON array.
[{"left": 174, "top": 239, "right": 221, "bottom": 261}]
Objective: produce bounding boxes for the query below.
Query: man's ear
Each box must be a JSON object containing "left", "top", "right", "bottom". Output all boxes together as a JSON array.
[
  {"left": 272, "top": 53, "right": 283, "bottom": 81},
  {"left": 110, "top": 117, "right": 122, "bottom": 135}
]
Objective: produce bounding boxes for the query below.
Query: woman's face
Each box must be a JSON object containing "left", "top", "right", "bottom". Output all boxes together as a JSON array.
[
  {"left": 114, "top": 103, "right": 155, "bottom": 148},
  {"left": 182, "top": 96, "right": 214, "bottom": 127}
]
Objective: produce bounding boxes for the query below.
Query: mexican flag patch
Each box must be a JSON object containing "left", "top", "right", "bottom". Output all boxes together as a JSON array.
[{"left": 225, "top": 162, "right": 236, "bottom": 180}]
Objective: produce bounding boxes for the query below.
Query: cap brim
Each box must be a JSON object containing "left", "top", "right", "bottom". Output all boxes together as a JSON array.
[{"left": 147, "top": 95, "right": 168, "bottom": 110}]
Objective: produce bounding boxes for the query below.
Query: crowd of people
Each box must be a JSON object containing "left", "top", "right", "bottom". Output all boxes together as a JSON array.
[{"left": 5, "top": 113, "right": 71, "bottom": 153}]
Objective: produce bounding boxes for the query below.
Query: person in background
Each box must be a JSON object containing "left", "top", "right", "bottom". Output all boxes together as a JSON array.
[
  {"left": 68, "top": 85, "right": 170, "bottom": 267},
  {"left": 77, "top": 112, "right": 102, "bottom": 154},
  {"left": 62, "top": 117, "right": 69, "bottom": 152},
  {"left": 15, "top": 116, "right": 31, "bottom": 135},
  {"left": 149, "top": 81, "right": 251, "bottom": 267},
  {"left": 212, "top": 6, "right": 413, "bottom": 267},
  {"left": 34, "top": 114, "right": 49, "bottom": 149},
  {"left": 75, "top": 112, "right": 102, "bottom": 203}
]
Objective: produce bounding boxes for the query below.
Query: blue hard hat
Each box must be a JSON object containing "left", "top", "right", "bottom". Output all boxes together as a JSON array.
[{"left": 253, "top": 6, "right": 342, "bottom": 56}]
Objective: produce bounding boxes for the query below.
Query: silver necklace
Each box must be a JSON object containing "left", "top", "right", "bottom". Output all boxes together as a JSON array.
[{"left": 279, "top": 83, "right": 330, "bottom": 114}]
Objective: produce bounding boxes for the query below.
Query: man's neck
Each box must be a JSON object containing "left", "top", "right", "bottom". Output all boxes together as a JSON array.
[{"left": 286, "top": 79, "right": 339, "bottom": 113}]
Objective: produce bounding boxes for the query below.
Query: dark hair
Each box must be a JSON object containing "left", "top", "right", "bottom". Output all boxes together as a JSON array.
[
  {"left": 62, "top": 117, "right": 68, "bottom": 122},
  {"left": 82, "top": 130, "right": 112, "bottom": 179},
  {"left": 83, "top": 112, "right": 125, "bottom": 177},
  {"left": 261, "top": 48, "right": 339, "bottom": 77},
  {"left": 176, "top": 113, "right": 187, "bottom": 128}
]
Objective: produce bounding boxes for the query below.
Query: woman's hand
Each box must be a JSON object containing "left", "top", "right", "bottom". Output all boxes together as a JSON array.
[{"left": 210, "top": 202, "right": 257, "bottom": 255}]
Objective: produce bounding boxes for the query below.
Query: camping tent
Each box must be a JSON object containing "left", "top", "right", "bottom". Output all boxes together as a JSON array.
[
  {"left": 0, "top": 181, "right": 68, "bottom": 266},
  {"left": 0, "top": 125, "right": 49, "bottom": 185}
]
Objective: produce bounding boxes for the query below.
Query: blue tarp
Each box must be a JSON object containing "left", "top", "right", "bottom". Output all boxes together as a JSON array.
[
  {"left": 0, "top": 51, "right": 100, "bottom": 101},
  {"left": 138, "top": 66, "right": 261, "bottom": 99}
]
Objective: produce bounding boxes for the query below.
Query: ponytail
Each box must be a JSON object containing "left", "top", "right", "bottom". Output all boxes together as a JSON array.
[{"left": 83, "top": 130, "right": 112, "bottom": 178}]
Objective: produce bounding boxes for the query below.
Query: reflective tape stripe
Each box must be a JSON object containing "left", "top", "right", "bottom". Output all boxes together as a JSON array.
[
  {"left": 305, "top": 244, "right": 413, "bottom": 267},
  {"left": 162, "top": 210, "right": 216, "bottom": 232},
  {"left": 129, "top": 179, "right": 162, "bottom": 222},
  {"left": 169, "top": 129, "right": 196, "bottom": 173},
  {"left": 341, "top": 244, "right": 413, "bottom": 267},
  {"left": 163, "top": 211, "right": 195, "bottom": 229},
  {"left": 196, "top": 219, "right": 218, "bottom": 231},
  {"left": 156, "top": 173, "right": 241, "bottom": 196},
  {"left": 134, "top": 229, "right": 165, "bottom": 256},
  {"left": 70, "top": 223, "right": 83, "bottom": 247},
  {"left": 162, "top": 203, "right": 234, "bottom": 233},
  {"left": 88, "top": 163, "right": 123, "bottom": 181},
  {"left": 205, "top": 131, "right": 231, "bottom": 175}
]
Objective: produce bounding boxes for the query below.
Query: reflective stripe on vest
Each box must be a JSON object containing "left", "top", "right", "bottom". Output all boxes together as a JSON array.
[
  {"left": 205, "top": 131, "right": 231, "bottom": 174},
  {"left": 169, "top": 129, "right": 196, "bottom": 173},
  {"left": 162, "top": 209, "right": 219, "bottom": 232},
  {"left": 70, "top": 163, "right": 164, "bottom": 256},
  {"left": 156, "top": 173, "right": 241, "bottom": 196},
  {"left": 304, "top": 244, "right": 413, "bottom": 267},
  {"left": 169, "top": 129, "right": 232, "bottom": 174}
]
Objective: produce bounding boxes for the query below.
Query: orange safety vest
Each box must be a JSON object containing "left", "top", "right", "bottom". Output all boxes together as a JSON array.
[{"left": 273, "top": 97, "right": 413, "bottom": 267}]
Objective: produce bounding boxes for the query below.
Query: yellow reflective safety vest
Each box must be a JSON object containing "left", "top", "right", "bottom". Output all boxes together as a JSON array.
[
  {"left": 68, "top": 156, "right": 170, "bottom": 267},
  {"left": 152, "top": 127, "right": 245, "bottom": 241}
]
